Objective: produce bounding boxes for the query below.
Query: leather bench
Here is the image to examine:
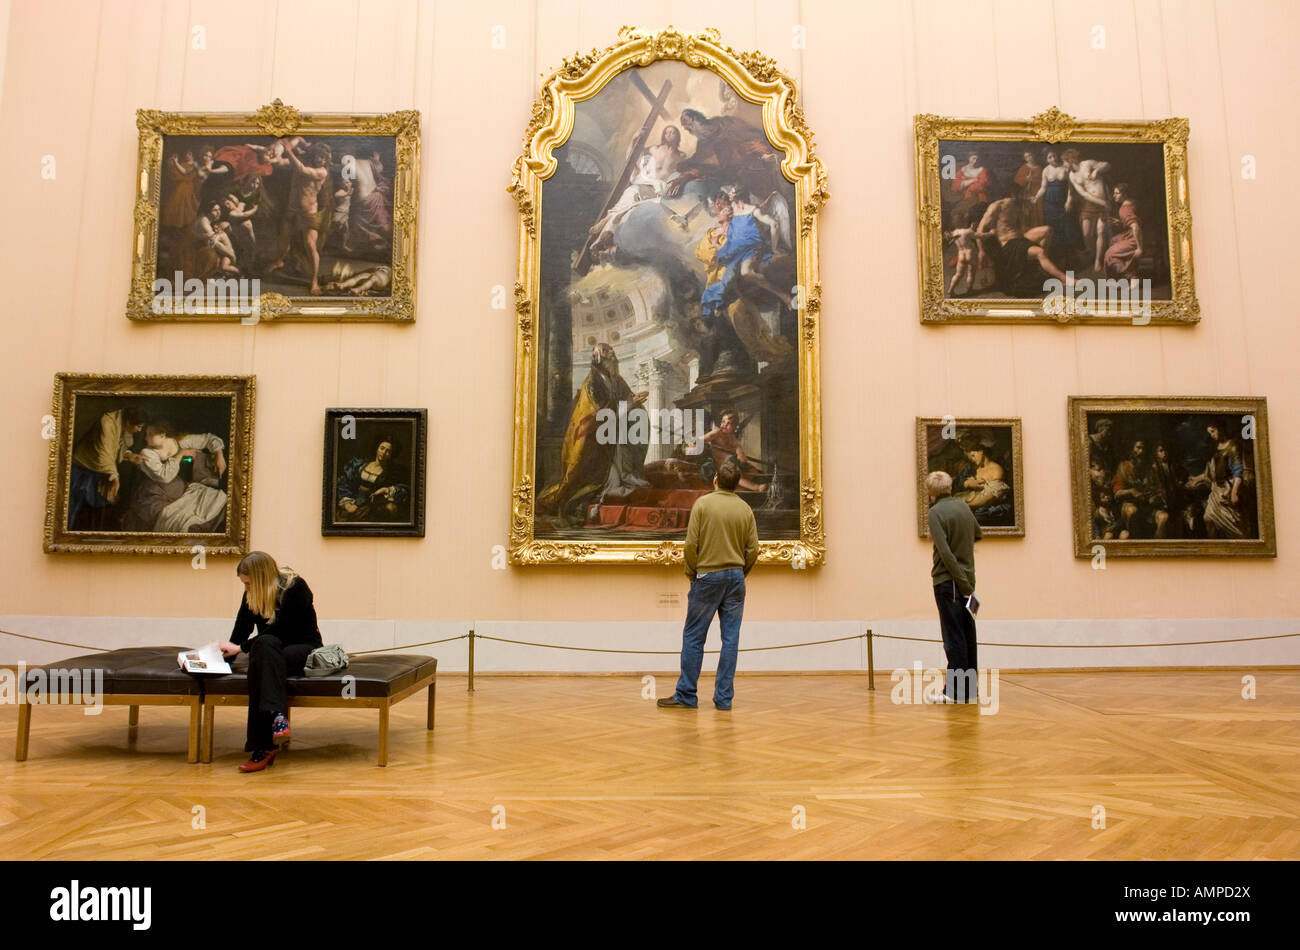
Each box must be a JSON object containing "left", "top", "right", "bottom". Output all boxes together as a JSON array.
[
  {"left": 200, "top": 653, "right": 437, "bottom": 767},
  {"left": 15, "top": 647, "right": 203, "bottom": 763}
]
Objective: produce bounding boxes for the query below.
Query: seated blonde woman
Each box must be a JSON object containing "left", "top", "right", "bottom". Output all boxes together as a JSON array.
[{"left": 218, "top": 552, "right": 323, "bottom": 773}]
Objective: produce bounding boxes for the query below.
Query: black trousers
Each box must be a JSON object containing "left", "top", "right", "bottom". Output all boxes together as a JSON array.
[
  {"left": 245, "top": 635, "right": 315, "bottom": 752},
  {"left": 933, "top": 579, "right": 979, "bottom": 701}
]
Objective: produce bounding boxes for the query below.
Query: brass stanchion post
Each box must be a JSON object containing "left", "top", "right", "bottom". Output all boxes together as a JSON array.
[
  {"left": 468, "top": 627, "right": 475, "bottom": 692},
  {"left": 867, "top": 628, "right": 875, "bottom": 691}
]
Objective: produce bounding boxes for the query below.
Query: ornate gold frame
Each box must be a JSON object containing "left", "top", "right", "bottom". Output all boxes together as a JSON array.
[
  {"left": 506, "top": 26, "right": 827, "bottom": 566},
  {"left": 44, "top": 373, "right": 255, "bottom": 555},
  {"left": 915, "top": 108, "right": 1198, "bottom": 325},
  {"left": 915, "top": 417, "right": 1025, "bottom": 538},
  {"left": 128, "top": 100, "right": 419, "bottom": 323},
  {"left": 1068, "top": 396, "right": 1274, "bottom": 557}
]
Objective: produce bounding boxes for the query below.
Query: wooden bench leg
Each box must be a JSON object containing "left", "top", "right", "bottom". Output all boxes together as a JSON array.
[
  {"left": 377, "top": 703, "right": 389, "bottom": 767},
  {"left": 426, "top": 680, "right": 436, "bottom": 730},
  {"left": 187, "top": 702, "right": 200, "bottom": 764},
  {"left": 15, "top": 701, "right": 31, "bottom": 762},
  {"left": 128, "top": 705, "right": 139, "bottom": 728},
  {"left": 201, "top": 703, "right": 215, "bottom": 764}
]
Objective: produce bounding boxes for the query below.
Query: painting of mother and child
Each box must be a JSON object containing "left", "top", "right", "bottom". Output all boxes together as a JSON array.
[{"left": 533, "top": 59, "right": 803, "bottom": 542}]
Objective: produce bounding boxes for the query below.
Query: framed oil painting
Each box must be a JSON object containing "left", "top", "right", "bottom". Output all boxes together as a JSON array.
[
  {"left": 1069, "top": 397, "right": 1275, "bottom": 557},
  {"left": 916, "top": 417, "right": 1024, "bottom": 538},
  {"left": 128, "top": 100, "right": 419, "bottom": 322},
  {"left": 44, "top": 374, "right": 254, "bottom": 555},
  {"left": 915, "top": 108, "right": 1198, "bottom": 325},
  {"left": 507, "top": 27, "right": 827, "bottom": 566},
  {"left": 322, "top": 409, "right": 427, "bottom": 538}
]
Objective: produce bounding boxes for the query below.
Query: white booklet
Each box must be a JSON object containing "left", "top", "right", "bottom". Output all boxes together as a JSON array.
[
  {"left": 177, "top": 642, "right": 232, "bottom": 675},
  {"left": 965, "top": 592, "right": 981, "bottom": 619}
]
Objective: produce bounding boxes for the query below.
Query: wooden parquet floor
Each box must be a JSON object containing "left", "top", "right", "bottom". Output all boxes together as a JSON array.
[{"left": 1, "top": 671, "right": 1297, "bottom": 860}]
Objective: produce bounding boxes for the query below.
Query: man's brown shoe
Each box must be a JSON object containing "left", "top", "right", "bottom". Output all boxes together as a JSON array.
[{"left": 657, "top": 696, "right": 696, "bottom": 708}]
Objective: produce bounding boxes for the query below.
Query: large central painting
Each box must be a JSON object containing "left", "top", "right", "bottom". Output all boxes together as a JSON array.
[{"left": 508, "top": 28, "right": 826, "bottom": 565}]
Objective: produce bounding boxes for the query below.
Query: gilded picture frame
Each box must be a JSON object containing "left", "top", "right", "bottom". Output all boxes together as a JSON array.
[
  {"left": 507, "top": 26, "right": 827, "bottom": 566},
  {"left": 916, "top": 417, "right": 1025, "bottom": 538},
  {"left": 1068, "top": 396, "right": 1274, "bottom": 558},
  {"left": 128, "top": 100, "right": 419, "bottom": 323},
  {"left": 44, "top": 373, "right": 255, "bottom": 555},
  {"left": 915, "top": 108, "right": 1198, "bottom": 325}
]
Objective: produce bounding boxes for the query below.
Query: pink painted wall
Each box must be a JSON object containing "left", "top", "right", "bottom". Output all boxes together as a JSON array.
[{"left": 0, "top": 0, "right": 1296, "bottom": 631}]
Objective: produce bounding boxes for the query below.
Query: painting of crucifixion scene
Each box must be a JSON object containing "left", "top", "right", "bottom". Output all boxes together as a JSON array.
[
  {"left": 533, "top": 61, "right": 802, "bottom": 541},
  {"left": 938, "top": 139, "right": 1171, "bottom": 304},
  {"left": 157, "top": 134, "right": 395, "bottom": 295}
]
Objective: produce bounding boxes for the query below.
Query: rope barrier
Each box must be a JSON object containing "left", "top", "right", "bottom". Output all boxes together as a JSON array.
[
  {"left": 471, "top": 632, "right": 868, "bottom": 655},
  {"left": 350, "top": 635, "right": 470, "bottom": 656},
  {"left": 872, "top": 631, "right": 1300, "bottom": 648}
]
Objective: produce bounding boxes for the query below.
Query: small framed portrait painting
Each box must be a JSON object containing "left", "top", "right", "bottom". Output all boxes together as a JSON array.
[{"left": 322, "top": 408, "right": 427, "bottom": 538}]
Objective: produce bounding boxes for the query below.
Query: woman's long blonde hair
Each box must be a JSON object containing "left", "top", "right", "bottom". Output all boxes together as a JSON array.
[{"left": 236, "top": 551, "right": 298, "bottom": 622}]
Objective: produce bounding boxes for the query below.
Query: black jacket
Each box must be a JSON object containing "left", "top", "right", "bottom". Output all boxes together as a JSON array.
[{"left": 231, "top": 577, "right": 323, "bottom": 651}]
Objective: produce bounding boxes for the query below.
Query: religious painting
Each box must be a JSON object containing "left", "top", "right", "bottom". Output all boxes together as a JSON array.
[
  {"left": 1069, "top": 397, "right": 1275, "bottom": 557},
  {"left": 44, "top": 374, "right": 254, "bottom": 555},
  {"left": 916, "top": 418, "right": 1024, "bottom": 537},
  {"left": 321, "top": 408, "right": 427, "bottom": 538},
  {"left": 915, "top": 109, "right": 1198, "bottom": 325},
  {"left": 507, "top": 27, "right": 827, "bottom": 565},
  {"left": 127, "top": 101, "right": 419, "bottom": 322}
]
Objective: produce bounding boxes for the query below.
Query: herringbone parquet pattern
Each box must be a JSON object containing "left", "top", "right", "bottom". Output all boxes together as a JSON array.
[{"left": 1, "top": 671, "right": 1296, "bottom": 859}]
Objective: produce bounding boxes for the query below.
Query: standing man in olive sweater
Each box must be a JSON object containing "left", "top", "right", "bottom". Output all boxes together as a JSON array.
[
  {"left": 659, "top": 459, "right": 759, "bottom": 710},
  {"left": 926, "top": 470, "right": 982, "bottom": 703}
]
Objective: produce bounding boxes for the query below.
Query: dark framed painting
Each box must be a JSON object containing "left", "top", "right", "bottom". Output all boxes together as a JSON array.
[
  {"left": 916, "top": 417, "right": 1024, "bottom": 537},
  {"left": 508, "top": 27, "right": 827, "bottom": 566},
  {"left": 915, "top": 108, "right": 1198, "bottom": 325},
  {"left": 44, "top": 374, "right": 254, "bottom": 555},
  {"left": 322, "top": 408, "right": 426, "bottom": 537},
  {"left": 1069, "top": 397, "right": 1275, "bottom": 557},
  {"left": 128, "top": 100, "right": 419, "bottom": 322}
]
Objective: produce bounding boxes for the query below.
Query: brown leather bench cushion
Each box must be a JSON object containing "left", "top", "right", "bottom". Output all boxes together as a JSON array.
[
  {"left": 204, "top": 653, "right": 437, "bottom": 698},
  {"left": 22, "top": 647, "right": 201, "bottom": 696}
]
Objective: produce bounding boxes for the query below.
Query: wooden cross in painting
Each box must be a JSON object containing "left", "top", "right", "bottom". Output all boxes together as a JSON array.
[{"left": 574, "top": 76, "right": 672, "bottom": 274}]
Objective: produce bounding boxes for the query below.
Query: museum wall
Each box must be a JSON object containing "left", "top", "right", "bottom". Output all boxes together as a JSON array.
[{"left": 1, "top": 0, "right": 1297, "bottom": 671}]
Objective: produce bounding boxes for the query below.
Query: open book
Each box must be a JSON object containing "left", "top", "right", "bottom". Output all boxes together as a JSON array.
[{"left": 177, "top": 642, "right": 232, "bottom": 675}]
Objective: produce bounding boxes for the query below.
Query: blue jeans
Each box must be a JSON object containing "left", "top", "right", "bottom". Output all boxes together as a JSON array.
[{"left": 674, "top": 568, "right": 746, "bottom": 708}]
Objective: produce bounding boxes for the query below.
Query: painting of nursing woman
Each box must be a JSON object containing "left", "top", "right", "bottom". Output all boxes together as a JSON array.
[
  {"left": 45, "top": 374, "right": 254, "bottom": 555},
  {"left": 916, "top": 418, "right": 1025, "bottom": 537}
]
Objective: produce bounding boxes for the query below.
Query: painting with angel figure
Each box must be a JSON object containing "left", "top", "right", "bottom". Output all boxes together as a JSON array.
[{"left": 535, "top": 60, "right": 801, "bottom": 541}]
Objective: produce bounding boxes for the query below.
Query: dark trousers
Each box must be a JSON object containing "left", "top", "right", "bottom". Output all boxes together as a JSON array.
[
  {"left": 933, "top": 579, "right": 979, "bottom": 701},
  {"left": 245, "top": 635, "right": 314, "bottom": 752}
]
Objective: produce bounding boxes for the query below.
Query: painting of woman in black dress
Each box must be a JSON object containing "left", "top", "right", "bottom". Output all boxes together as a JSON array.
[{"left": 322, "top": 409, "right": 426, "bottom": 537}]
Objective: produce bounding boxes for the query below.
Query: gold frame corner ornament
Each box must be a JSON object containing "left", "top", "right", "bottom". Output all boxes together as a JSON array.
[
  {"left": 914, "top": 109, "right": 1198, "bottom": 326},
  {"left": 507, "top": 27, "right": 826, "bottom": 566},
  {"left": 44, "top": 373, "right": 255, "bottom": 556},
  {"left": 127, "top": 101, "right": 420, "bottom": 323}
]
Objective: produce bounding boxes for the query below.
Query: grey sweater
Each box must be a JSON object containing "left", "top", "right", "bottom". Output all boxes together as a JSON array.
[{"left": 928, "top": 494, "right": 981, "bottom": 594}]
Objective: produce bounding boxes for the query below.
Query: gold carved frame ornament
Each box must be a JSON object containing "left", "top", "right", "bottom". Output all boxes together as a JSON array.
[
  {"left": 915, "top": 108, "right": 1198, "bottom": 325},
  {"left": 507, "top": 27, "right": 828, "bottom": 566},
  {"left": 128, "top": 100, "right": 419, "bottom": 322}
]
